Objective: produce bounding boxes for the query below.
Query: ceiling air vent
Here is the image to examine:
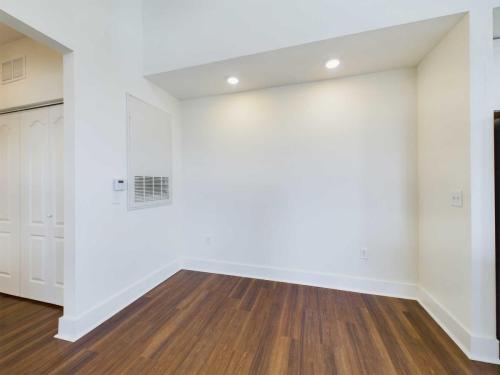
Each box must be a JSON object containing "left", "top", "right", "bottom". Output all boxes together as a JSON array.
[{"left": 1, "top": 56, "right": 25, "bottom": 84}]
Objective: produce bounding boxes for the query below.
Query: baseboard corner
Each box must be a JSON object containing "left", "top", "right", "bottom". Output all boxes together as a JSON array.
[
  {"left": 416, "top": 286, "right": 500, "bottom": 365},
  {"left": 56, "top": 259, "right": 181, "bottom": 342}
]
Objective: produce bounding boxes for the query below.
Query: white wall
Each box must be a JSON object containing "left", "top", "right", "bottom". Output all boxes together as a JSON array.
[
  {"left": 469, "top": 3, "right": 497, "bottom": 362},
  {"left": 0, "top": 0, "right": 183, "bottom": 340},
  {"left": 181, "top": 68, "right": 418, "bottom": 287},
  {"left": 0, "top": 37, "right": 63, "bottom": 110},
  {"left": 169, "top": 0, "right": 499, "bottom": 363},
  {"left": 143, "top": 0, "right": 479, "bottom": 74},
  {"left": 179, "top": 8, "right": 499, "bottom": 361},
  {"left": 417, "top": 15, "right": 472, "bottom": 340}
]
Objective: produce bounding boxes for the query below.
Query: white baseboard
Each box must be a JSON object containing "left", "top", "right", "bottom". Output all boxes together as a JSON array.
[
  {"left": 417, "top": 287, "right": 500, "bottom": 364},
  {"left": 181, "top": 257, "right": 418, "bottom": 300},
  {"left": 471, "top": 336, "right": 500, "bottom": 364},
  {"left": 55, "top": 260, "right": 181, "bottom": 342},
  {"left": 182, "top": 257, "right": 500, "bottom": 365},
  {"left": 416, "top": 287, "right": 500, "bottom": 365},
  {"left": 417, "top": 287, "right": 472, "bottom": 356},
  {"left": 54, "top": 256, "right": 499, "bottom": 365}
]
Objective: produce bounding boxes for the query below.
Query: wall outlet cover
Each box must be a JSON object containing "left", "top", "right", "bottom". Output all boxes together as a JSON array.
[{"left": 360, "top": 247, "right": 368, "bottom": 260}]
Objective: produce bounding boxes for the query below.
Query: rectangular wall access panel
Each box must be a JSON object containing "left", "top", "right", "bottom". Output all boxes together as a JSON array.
[{"left": 126, "top": 94, "right": 173, "bottom": 210}]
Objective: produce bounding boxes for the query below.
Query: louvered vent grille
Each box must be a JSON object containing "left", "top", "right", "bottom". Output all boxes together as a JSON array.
[
  {"left": 154, "top": 177, "right": 162, "bottom": 200},
  {"left": 2, "top": 61, "right": 12, "bottom": 82},
  {"left": 161, "top": 177, "right": 169, "bottom": 200},
  {"left": 1, "top": 57, "right": 25, "bottom": 84},
  {"left": 134, "top": 176, "right": 170, "bottom": 205},
  {"left": 12, "top": 58, "right": 24, "bottom": 79},
  {"left": 145, "top": 176, "right": 154, "bottom": 201},
  {"left": 134, "top": 176, "right": 145, "bottom": 202}
]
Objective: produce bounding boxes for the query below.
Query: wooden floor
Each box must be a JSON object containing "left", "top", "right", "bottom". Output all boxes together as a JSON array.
[{"left": 1, "top": 270, "right": 499, "bottom": 374}]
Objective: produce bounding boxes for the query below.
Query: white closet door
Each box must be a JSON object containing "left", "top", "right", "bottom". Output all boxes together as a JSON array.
[
  {"left": 48, "top": 105, "right": 64, "bottom": 298},
  {"left": 0, "top": 114, "right": 20, "bottom": 296},
  {"left": 20, "top": 105, "right": 64, "bottom": 305}
]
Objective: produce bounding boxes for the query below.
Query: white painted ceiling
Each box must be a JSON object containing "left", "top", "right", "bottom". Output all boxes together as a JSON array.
[
  {"left": 147, "top": 13, "right": 463, "bottom": 100},
  {"left": 0, "top": 23, "right": 25, "bottom": 46}
]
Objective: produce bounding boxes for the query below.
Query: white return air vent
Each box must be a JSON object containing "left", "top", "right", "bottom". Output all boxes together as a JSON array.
[
  {"left": 1, "top": 57, "right": 25, "bottom": 84},
  {"left": 134, "top": 176, "right": 170, "bottom": 204}
]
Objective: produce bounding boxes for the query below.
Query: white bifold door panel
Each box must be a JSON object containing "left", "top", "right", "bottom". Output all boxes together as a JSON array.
[
  {"left": 20, "top": 106, "right": 64, "bottom": 305},
  {"left": 0, "top": 105, "right": 64, "bottom": 306},
  {"left": 0, "top": 114, "right": 21, "bottom": 296}
]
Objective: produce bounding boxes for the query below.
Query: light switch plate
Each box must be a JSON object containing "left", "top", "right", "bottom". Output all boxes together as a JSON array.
[{"left": 451, "top": 191, "right": 463, "bottom": 208}]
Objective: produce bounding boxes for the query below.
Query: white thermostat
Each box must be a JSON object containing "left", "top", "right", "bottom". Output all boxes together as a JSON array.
[{"left": 113, "top": 179, "right": 127, "bottom": 191}]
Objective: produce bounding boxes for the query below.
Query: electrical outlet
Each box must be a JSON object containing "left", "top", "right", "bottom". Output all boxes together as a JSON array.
[
  {"left": 451, "top": 191, "right": 463, "bottom": 208},
  {"left": 360, "top": 247, "right": 368, "bottom": 260}
]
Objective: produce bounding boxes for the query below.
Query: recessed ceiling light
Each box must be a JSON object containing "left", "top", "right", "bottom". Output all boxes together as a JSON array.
[
  {"left": 325, "top": 59, "right": 340, "bottom": 69},
  {"left": 227, "top": 76, "right": 239, "bottom": 85}
]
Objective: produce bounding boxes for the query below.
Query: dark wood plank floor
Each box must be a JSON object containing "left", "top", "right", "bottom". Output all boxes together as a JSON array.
[{"left": 1, "top": 270, "right": 499, "bottom": 374}]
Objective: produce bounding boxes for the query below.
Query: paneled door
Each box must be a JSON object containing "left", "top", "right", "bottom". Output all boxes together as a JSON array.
[
  {"left": 0, "top": 113, "right": 21, "bottom": 296},
  {"left": 20, "top": 105, "right": 64, "bottom": 305}
]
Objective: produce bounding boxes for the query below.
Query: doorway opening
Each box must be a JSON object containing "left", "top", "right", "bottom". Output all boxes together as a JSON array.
[
  {"left": 0, "top": 10, "right": 74, "bottom": 319},
  {"left": 0, "top": 22, "right": 64, "bottom": 306}
]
